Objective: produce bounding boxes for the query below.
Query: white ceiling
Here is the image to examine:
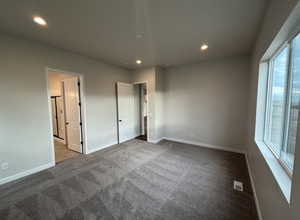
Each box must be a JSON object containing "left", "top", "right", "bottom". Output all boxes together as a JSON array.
[{"left": 0, "top": 0, "right": 269, "bottom": 69}]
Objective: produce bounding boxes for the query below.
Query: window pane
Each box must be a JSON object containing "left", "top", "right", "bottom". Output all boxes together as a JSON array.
[
  {"left": 265, "top": 47, "right": 289, "bottom": 155},
  {"left": 284, "top": 33, "right": 300, "bottom": 171}
]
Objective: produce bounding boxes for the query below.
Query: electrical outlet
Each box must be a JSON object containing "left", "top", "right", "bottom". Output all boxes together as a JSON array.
[
  {"left": 233, "top": 180, "right": 243, "bottom": 192},
  {"left": 1, "top": 162, "right": 8, "bottom": 170}
]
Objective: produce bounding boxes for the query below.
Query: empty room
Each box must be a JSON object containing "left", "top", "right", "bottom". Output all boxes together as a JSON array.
[{"left": 0, "top": 0, "right": 300, "bottom": 220}]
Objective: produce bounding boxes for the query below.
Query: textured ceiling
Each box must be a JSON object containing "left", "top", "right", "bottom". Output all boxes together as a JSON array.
[{"left": 0, "top": 0, "right": 268, "bottom": 69}]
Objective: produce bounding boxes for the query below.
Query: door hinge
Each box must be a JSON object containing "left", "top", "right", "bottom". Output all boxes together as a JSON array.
[
  {"left": 80, "top": 122, "right": 82, "bottom": 126},
  {"left": 80, "top": 141, "right": 83, "bottom": 145},
  {"left": 77, "top": 81, "right": 80, "bottom": 87},
  {"left": 79, "top": 102, "right": 81, "bottom": 106}
]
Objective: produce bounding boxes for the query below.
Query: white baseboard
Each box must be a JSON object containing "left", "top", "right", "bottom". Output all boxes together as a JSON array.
[
  {"left": 86, "top": 141, "right": 118, "bottom": 154},
  {"left": 0, "top": 162, "right": 55, "bottom": 185},
  {"left": 245, "top": 154, "right": 263, "bottom": 220},
  {"left": 1, "top": 141, "right": 119, "bottom": 185},
  {"left": 162, "top": 137, "right": 246, "bottom": 154},
  {"left": 148, "top": 137, "right": 164, "bottom": 144}
]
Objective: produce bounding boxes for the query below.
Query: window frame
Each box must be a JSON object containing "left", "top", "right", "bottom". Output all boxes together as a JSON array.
[
  {"left": 264, "top": 55, "right": 279, "bottom": 156},
  {"left": 281, "top": 40, "right": 294, "bottom": 174},
  {"left": 264, "top": 43, "right": 290, "bottom": 156},
  {"left": 263, "top": 32, "right": 300, "bottom": 178}
]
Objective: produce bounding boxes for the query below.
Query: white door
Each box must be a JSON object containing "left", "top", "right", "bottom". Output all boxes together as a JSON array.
[
  {"left": 64, "top": 77, "right": 82, "bottom": 153},
  {"left": 117, "top": 82, "right": 138, "bottom": 143},
  {"left": 51, "top": 98, "right": 58, "bottom": 136}
]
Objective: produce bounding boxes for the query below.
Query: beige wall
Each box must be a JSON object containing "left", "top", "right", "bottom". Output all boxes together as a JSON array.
[
  {"left": 0, "top": 33, "right": 131, "bottom": 183},
  {"left": 163, "top": 56, "right": 250, "bottom": 151}
]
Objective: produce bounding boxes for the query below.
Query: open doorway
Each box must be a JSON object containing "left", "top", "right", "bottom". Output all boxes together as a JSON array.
[
  {"left": 47, "top": 69, "right": 85, "bottom": 163},
  {"left": 136, "top": 83, "right": 148, "bottom": 141},
  {"left": 116, "top": 82, "right": 149, "bottom": 143}
]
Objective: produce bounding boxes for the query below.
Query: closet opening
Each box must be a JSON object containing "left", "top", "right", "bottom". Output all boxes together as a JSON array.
[
  {"left": 135, "top": 83, "right": 148, "bottom": 141},
  {"left": 116, "top": 82, "right": 149, "bottom": 143}
]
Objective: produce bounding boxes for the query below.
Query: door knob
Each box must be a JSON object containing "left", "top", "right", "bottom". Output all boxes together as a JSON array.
[{"left": 66, "top": 122, "right": 69, "bottom": 125}]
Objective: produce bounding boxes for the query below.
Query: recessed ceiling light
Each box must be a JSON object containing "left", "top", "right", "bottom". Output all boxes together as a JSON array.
[
  {"left": 33, "top": 16, "right": 47, "bottom": 26},
  {"left": 201, "top": 44, "right": 208, "bottom": 51},
  {"left": 136, "top": 34, "right": 143, "bottom": 38},
  {"left": 136, "top": 60, "right": 142, "bottom": 64}
]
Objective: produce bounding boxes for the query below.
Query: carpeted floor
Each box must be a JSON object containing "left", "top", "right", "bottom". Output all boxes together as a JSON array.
[{"left": 0, "top": 139, "right": 258, "bottom": 220}]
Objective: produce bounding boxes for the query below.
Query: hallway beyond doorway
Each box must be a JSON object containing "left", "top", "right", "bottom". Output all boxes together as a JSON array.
[{"left": 54, "top": 140, "right": 80, "bottom": 163}]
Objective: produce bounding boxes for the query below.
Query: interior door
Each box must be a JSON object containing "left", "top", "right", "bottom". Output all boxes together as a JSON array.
[
  {"left": 51, "top": 98, "right": 58, "bottom": 136},
  {"left": 56, "top": 96, "right": 66, "bottom": 140},
  {"left": 117, "top": 82, "right": 137, "bottom": 143},
  {"left": 64, "top": 77, "right": 82, "bottom": 153}
]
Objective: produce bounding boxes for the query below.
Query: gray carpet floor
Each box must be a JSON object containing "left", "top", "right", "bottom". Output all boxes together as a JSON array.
[{"left": 0, "top": 139, "right": 258, "bottom": 220}]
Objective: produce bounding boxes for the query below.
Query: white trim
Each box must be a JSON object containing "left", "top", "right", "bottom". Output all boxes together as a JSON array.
[
  {"left": 132, "top": 81, "right": 148, "bottom": 85},
  {"left": 76, "top": 73, "right": 88, "bottom": 155},
  {"left": 245, "top": 154, "right": 263, "bottom": 220},
  {"left": 0, "top": 162, "right": 55, "bottom": 185},
  {"left": 46, "top": 69, "right": 56, "bottom": 165},
  {"left": 116, "top": 81, "right": 132, "bottom": 86},
  {"left": 162, "top": 137, "right": 246, "bottom": 154},
  {"left": 149, "top": 137, "right": 164, "bottom": 144},
  {"left": 132, "top": 81, "right": 149, "bottom": 142},
  {"left": 255, "top": 140, "right": 291, "bottom": 202},
  {"left": 86, "top": 141, "right": 118, "bottom": 154}
]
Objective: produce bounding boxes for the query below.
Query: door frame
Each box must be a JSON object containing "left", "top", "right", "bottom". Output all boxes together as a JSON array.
[
  {"left": 46, "top": 67, "right": 88, "bottom": 165},
  {"left": 133, "top": 81, "right": 149, "bottom": 142},
  {"left": 116, "top": 81, "right": 149, "bottom": 143}
]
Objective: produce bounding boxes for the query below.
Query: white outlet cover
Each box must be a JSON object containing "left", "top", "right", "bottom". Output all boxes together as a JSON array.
[
  {"left": 1, "top": 162, "right": 8, "bottom": 170},
  {"left": 233, "top": 180, "right": 244, "bottom": 192}
]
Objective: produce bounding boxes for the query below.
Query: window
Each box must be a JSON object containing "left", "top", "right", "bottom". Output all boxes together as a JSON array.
[
  {"left": 264, "top": 32, "right": 300, "bottom": 176},
  {"left": 264, "top": 46, "right": 289, "bottom": 155}
]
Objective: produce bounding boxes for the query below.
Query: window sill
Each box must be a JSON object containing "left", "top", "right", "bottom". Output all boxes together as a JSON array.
[{"left": 255, "top": 140, "right": 291, "bottom": 203}]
